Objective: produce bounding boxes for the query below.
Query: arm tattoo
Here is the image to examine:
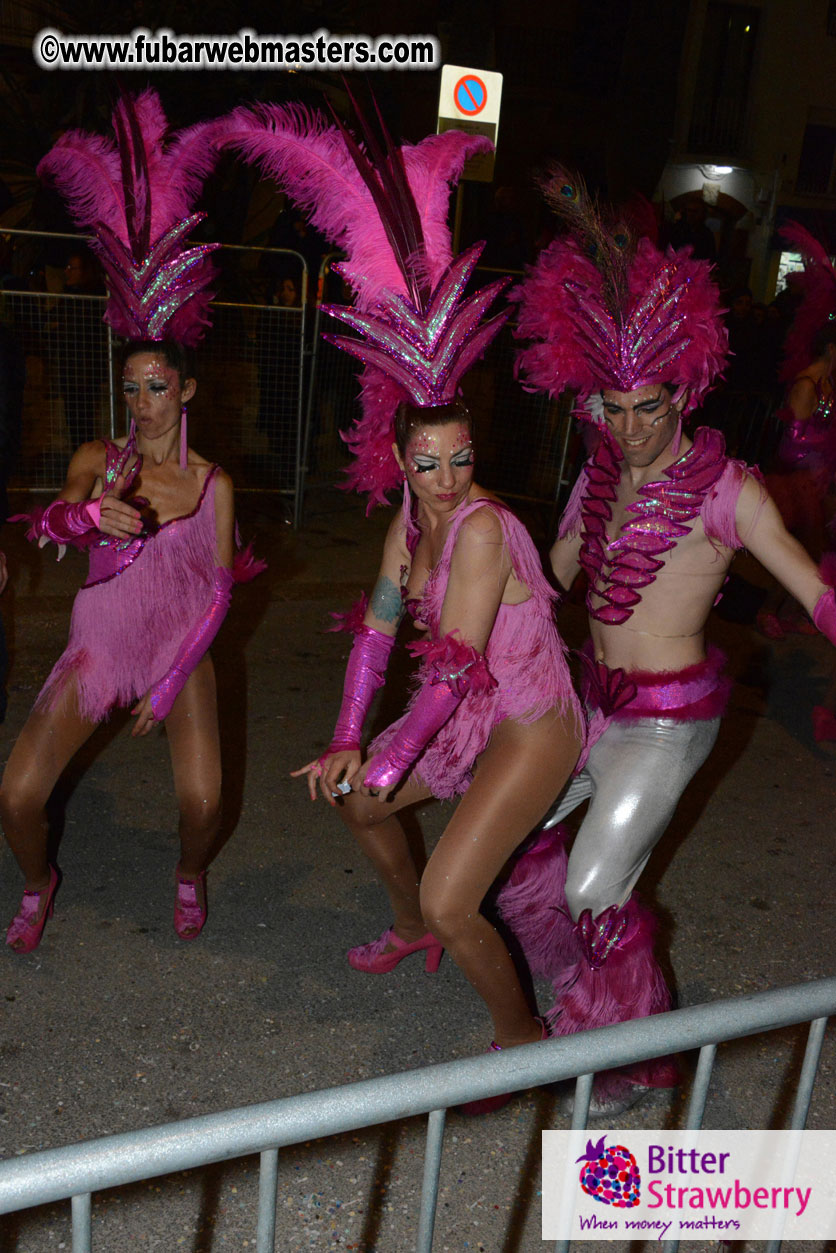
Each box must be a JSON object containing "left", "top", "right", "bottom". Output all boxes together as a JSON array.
[{"left": 370, "top": 575, "right": 405, "bottom": 625}]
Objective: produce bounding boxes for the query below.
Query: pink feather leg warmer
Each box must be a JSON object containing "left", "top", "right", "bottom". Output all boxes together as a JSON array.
[
  {"left": 496, "top": 825, "right": 577, "bottom": 978},
  {"left": 149, "top": 567, "right": 233, "bottom": 721},
  {"left": 548, "top": 894, "right": 678, "bottom": 1095}
]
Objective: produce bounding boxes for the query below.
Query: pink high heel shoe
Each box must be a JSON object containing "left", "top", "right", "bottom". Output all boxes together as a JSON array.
[
  {"left": 6, "top": 865, "right": 59, "bottom": 954},
  {"left": 174, "top": 869, "right": 208, "bottom": 940},
  {"left": 347, "top": 927, "right": 443, "bottom": 974},
  {"left": 458, "top": 1017, "right": 548, "bottom": 1117}
]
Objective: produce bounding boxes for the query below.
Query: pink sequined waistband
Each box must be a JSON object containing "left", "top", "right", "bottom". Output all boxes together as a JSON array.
[{"left": 581, "top": 644, "right": 731, "bottom": 721}]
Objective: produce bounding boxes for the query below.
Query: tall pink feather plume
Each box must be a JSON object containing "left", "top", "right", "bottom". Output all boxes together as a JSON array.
[
  {"left": 37, "top": 89, "right": 225, "bottom": 345},
  {"left": 401, "top": 132, "right": 493, "bottom": 291},
  {"left": 219, "top": 104, "right": 491, "bottom": 311},
  {"left": 37, "top": 131, "right": 125, "bottom": 237},
  {"left": 220, "top": 103, "right": 398, "bottom": 311},
  {"left": 222, "top": 103, "right": 500, "bottom": 506},
  {"left": 38, "top": 89, "right": 224, "bottom": 243},
  {"left": 778, "top": 221, "right": 836, "bottom": 384}
]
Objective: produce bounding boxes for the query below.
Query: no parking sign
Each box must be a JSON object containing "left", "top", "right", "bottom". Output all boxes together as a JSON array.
[
  {"left": 437, "top": 64, "right": 503, "bottom": 182},
  {"left": 453, "top": 73, "right": 488, "bottom": 116}
]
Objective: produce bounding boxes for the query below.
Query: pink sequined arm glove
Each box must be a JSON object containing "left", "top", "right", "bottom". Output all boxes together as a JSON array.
[
  {"left": 20, "top": 498, "right": 102, "bottom": 547},
  {"left": 323, "top": 626, "right": 396, "bottom": 756},
  {"left": 149, "top": 568, "right": 234, "bottom": 721},
  {"left": 363, "top": 634, "right": 495, "bottom": 792}
]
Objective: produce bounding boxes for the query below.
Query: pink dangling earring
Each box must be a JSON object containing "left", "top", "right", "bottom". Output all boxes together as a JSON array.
[
  {"left": 401, "top": 476, "right": 419, "bottom": 550},
  {"left": 401, "top": 476, "right": 412, "bottom": 529},
  {"left": 671, "top": 415, "right": 683, "bottom": 457},
  {"left": 179, "top": 404, "right": 188, "bottom": 471}
]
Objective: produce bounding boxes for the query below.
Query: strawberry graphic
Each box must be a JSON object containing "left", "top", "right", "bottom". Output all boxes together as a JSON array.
[{"left": 576, "top": 1136, "right": 641, "bottom": 1208}]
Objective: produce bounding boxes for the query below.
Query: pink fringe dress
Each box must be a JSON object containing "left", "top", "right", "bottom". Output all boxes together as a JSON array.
[
  {"left": 36, "top": 442, "right": 220, "bottom": 723},
  {"left": 369, "top": 499, "right": 583, "bottom": 799}
]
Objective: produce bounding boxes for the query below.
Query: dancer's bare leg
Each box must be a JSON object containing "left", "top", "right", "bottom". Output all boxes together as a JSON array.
[
  {"left": 165, "top": 657, "right": 222, "bottom": 891},
  {"left": 339, "top": 777, "right": 434, "bottom": 942},
  {"left": 0, "top": 679, "right": 98, "bottom": 891},
  {"left": 421, "top": 711, "right": 581, "bottom": 1047}
]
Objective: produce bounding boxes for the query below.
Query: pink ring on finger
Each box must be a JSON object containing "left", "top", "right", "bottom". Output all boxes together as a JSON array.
[{"left": 311, "top": 761, "right": 324, "bottom": 777}]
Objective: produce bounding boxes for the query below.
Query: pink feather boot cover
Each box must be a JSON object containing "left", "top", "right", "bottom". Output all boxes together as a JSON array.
[
  {"left": 547, "top": 893, "right": 679, "bottom": 1098},
  {"left": 496, "top": 825, "right": 577, "bottom": 979}
]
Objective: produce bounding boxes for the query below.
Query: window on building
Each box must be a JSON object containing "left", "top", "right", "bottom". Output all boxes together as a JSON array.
[{"left": 688, "top": 2, "right": 759, "bottom": 156}]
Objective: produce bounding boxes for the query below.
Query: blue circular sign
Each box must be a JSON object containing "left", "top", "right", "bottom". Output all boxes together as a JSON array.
[{"left": 454, "top": 75, "right": 487, "bottom": 117}]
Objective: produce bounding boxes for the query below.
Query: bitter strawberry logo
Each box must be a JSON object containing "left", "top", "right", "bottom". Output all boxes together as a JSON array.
[{"left": 577, "top": 1136, "right": 641, "bottom": 1208}]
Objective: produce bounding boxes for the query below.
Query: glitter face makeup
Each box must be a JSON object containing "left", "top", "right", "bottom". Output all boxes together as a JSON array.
[
  {"left": 122, "top": 353, "right": 190, "bottom": 441},
  {"left": 601, "top": 386, "right": 680, "bottom": 468},
  {"left": 407, "top": 424, "right": 472, "bottom": 471},
  {"left": 403, "top": 421, "right": 474, "bottom": 511}
]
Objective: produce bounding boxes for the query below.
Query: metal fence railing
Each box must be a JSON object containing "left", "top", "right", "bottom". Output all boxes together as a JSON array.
[
  {"left": 1, "top": 976, "right": 833, "bottom": 1253},
  {"left": 2, "top": 231, "right": 311, "bottom": 524},
  {"left": 0, "top": 230, "right": 792, "bottom": 528},
  {"left": 1, "top": 286, "right": 112, "bottom": 490},
  {"left": 699, "top": 385, "right": 784, "bottom": 468},
  {"left": 301, "top": 253, "right": 363, "bottom": 504}
]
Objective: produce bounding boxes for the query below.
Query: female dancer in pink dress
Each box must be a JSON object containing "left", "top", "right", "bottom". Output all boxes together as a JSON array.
[
  {"left": 0, "top": 93, "right": 247, "bottom": 952},
  {"left": 297, "top": 401, "right": 583, "bottom": 1067},
  {"left": 222, "top": 96, "right": 583, "bottom": 1079}
]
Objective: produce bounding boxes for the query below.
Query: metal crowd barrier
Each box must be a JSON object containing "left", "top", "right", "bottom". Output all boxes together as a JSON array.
[
  {"left": 2, "top": 232, "right": 640, "bottom": 528},
  {"left": 3, "top": 230, "right": 310, "bottom": 525},
  {"left": 0, "top": 228, "right": 805, "bottom": 529},
  {"left": 0, "top": 976, "right": 832, "bottom": 1253}
]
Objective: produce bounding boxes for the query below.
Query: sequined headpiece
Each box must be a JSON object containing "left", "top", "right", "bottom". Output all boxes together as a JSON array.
[
  {"left": 778, "top": 221, "right": 836, "bottom": 384},
  {"left": 514, "top": 170, "right": 728, "bottom": 419},
  {"left": 37, "top": 89, "right": 223, "bottom": 346},
  {"left": 221, "top": 93, "right": 509, "bottom": 506}
]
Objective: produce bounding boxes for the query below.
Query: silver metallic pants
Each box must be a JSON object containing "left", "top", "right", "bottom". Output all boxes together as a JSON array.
[{"left": 545, "top": 714, "right": 721, "bottom": 921}]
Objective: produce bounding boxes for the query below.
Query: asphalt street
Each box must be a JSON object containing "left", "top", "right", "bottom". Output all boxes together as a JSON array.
[{"left": 0, "top": 486, "right": 833, "bottom": 1253}]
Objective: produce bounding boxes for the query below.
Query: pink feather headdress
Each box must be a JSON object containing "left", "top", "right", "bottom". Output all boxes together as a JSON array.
[
  {"left": 37, "top": 90, "right": 223, "bottom": 345},
  {"left": 220, "top": 95, "right": 509, "bottom": 507},
  {"left": 514, "top": 170, "right": 728, "bottom": 420},
  {"left": 778, "top": 221, "right": 836, "bottom": 384}
]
